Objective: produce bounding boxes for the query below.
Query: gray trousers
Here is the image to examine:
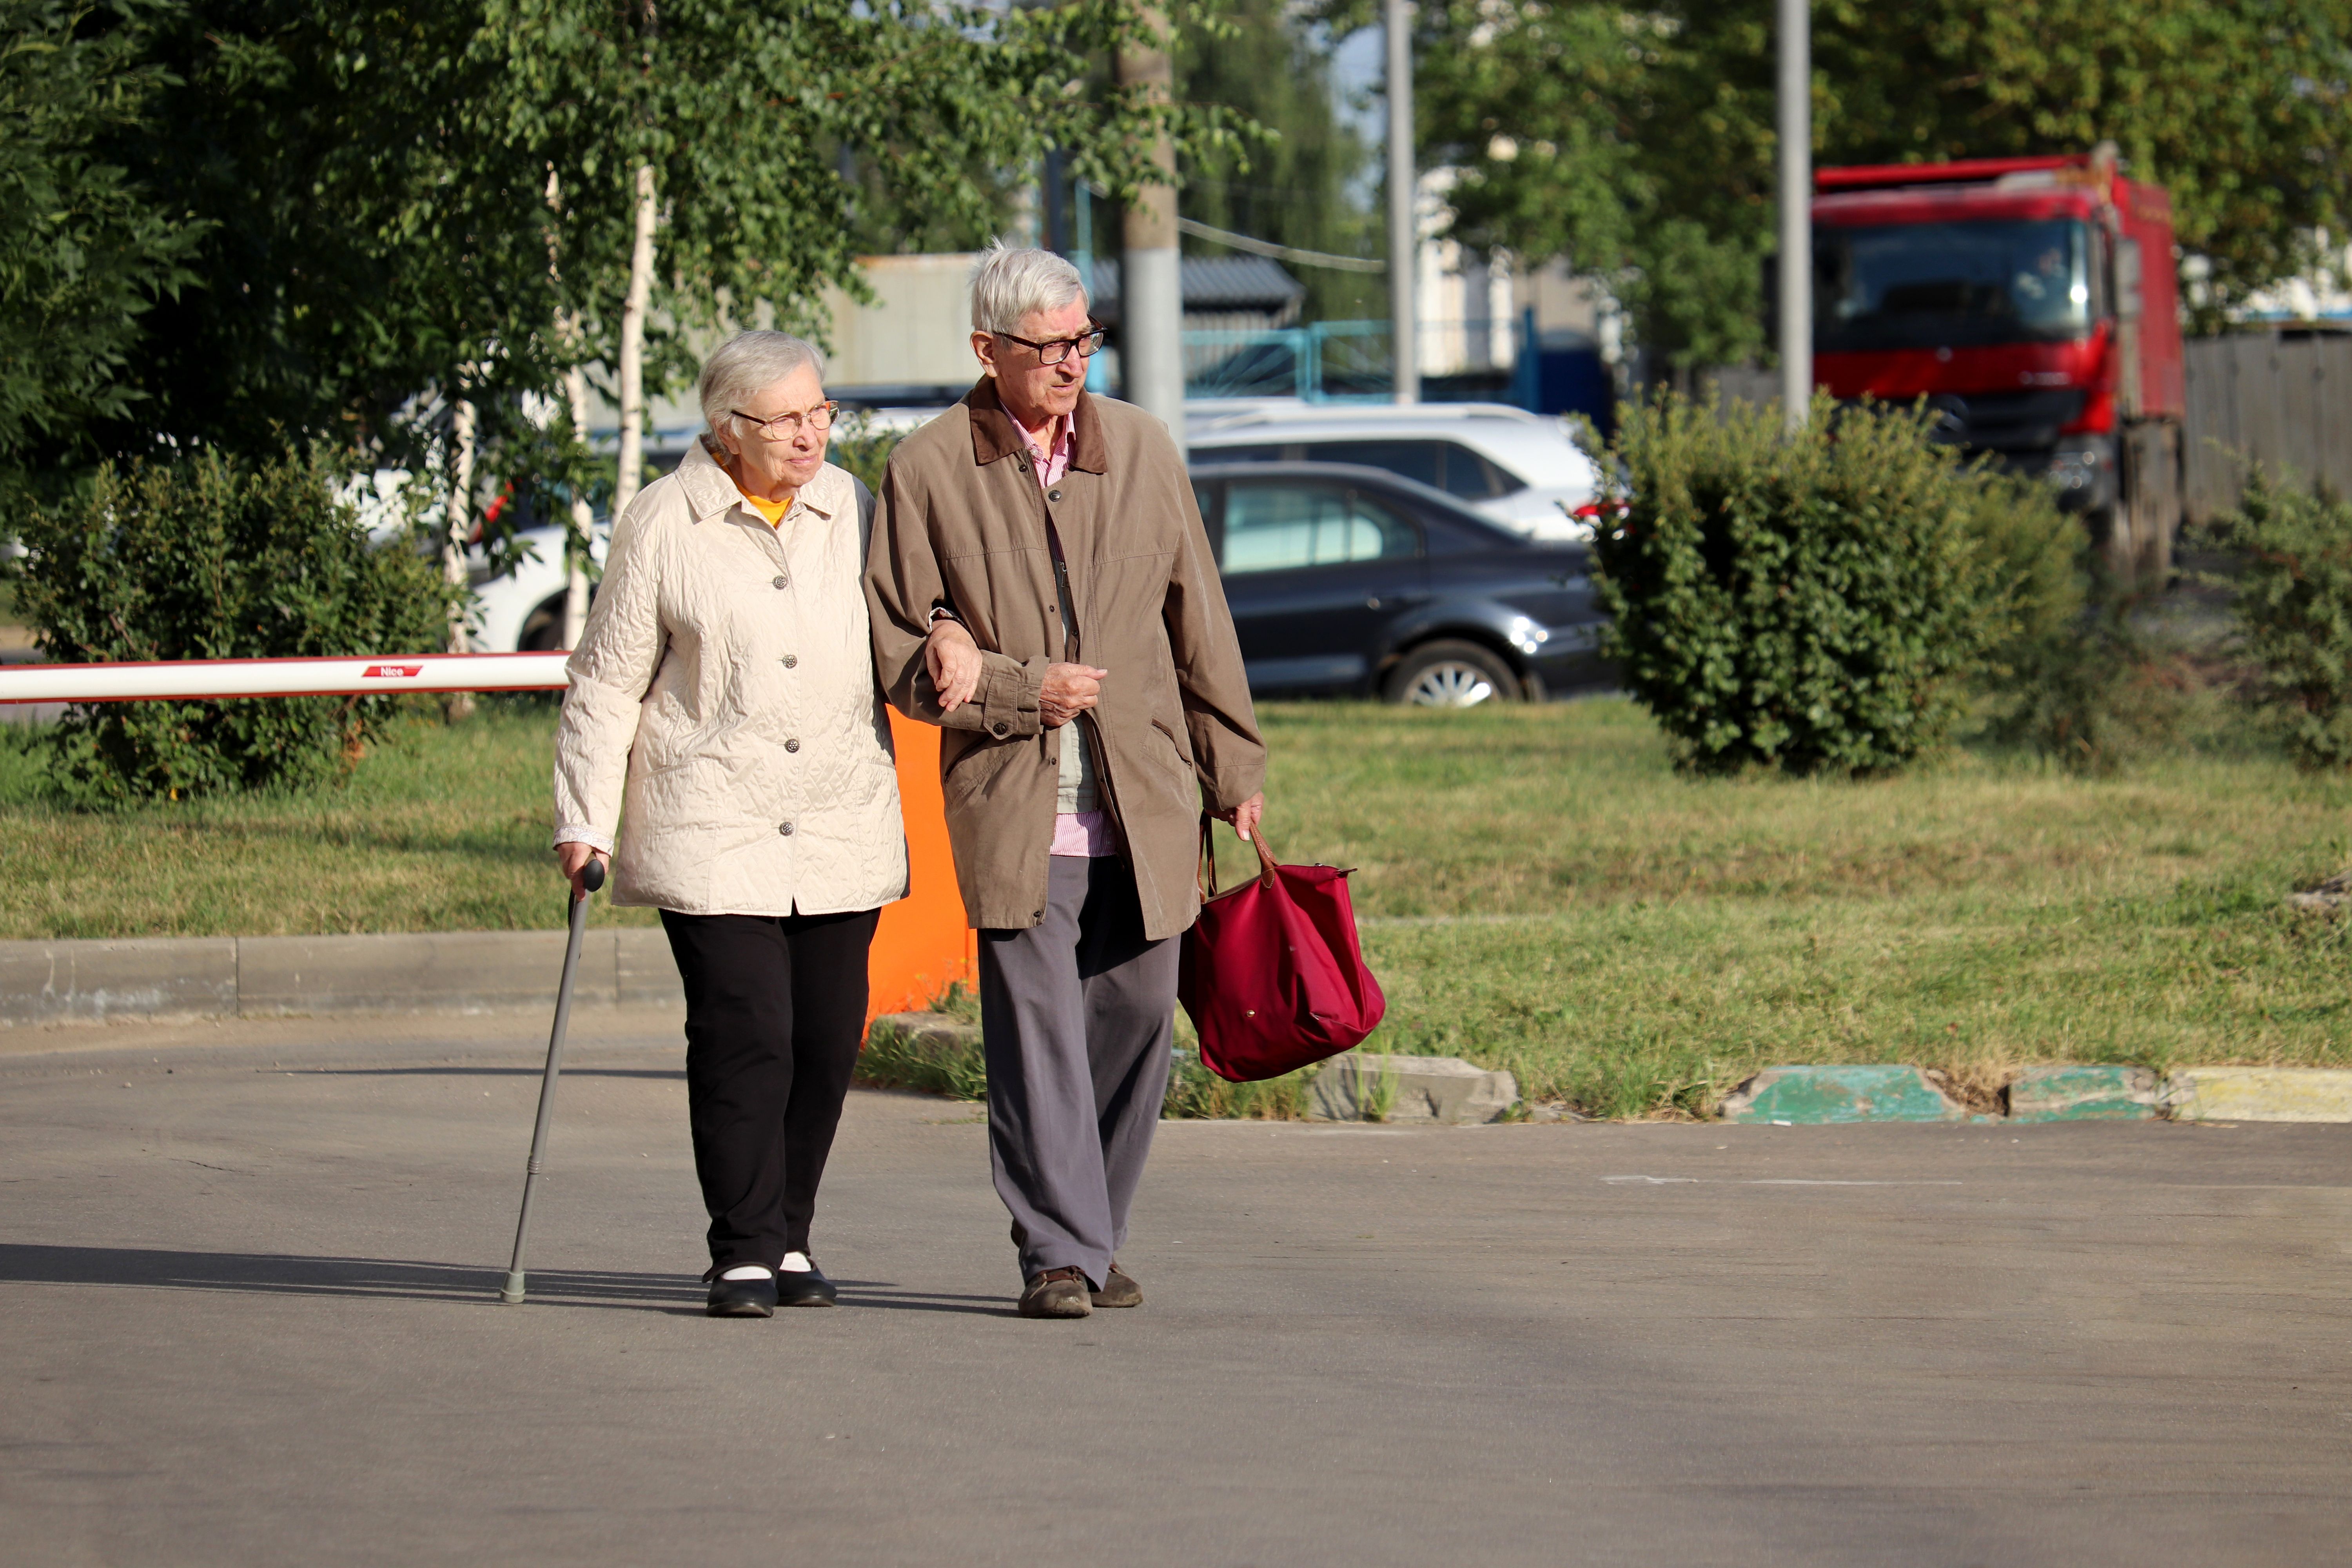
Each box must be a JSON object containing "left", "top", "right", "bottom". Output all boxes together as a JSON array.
[{"left": 979, "top": 854, "right": 1179, "bottom": 1287}]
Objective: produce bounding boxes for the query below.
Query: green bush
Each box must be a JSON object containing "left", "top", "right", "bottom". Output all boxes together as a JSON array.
[
  {"left": 1590, "top": 391, "right": 2081, "bottom": 775},
  {"left": 2211, "top": 468, "right": 2352, "bottom": 768},
  {"left": 13, "top": 447, "right": 456, "bottom": 802},
  {"left": 826, "top": 414, "right": 908, "bottom": 495}
]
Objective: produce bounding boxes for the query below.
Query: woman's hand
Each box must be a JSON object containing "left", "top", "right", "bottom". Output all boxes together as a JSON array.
[
  {"left": 926, "top": 617, "right": 984, "bottom": 714},
  {"left": 1216, "top": 792, "right": 1265, "bottom": 842},
  {"left": 556, "top": 840, "right": 610, "bottom": 900}
]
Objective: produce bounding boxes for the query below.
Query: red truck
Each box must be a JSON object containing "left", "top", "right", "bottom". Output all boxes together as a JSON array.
[{"left": 1810, "top": 146, "right": 2184, "bottom": 580}]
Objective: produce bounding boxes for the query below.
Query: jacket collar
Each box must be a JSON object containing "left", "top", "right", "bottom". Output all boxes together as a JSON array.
[
  {"left": 676, "top": 434, "right": 842, "bottom": 523},
  {"left": 964, "top": 377, "right": 1108, "bottom": 475}
]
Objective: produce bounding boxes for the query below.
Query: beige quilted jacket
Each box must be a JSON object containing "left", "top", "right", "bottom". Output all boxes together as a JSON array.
[{"left": 552, "top": 439, "right": 907, "bottom": 916}]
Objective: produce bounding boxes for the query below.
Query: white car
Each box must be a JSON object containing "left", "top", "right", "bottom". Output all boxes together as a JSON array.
[
  {"left": 468, "top": 521, "right": 610, "bottom": 652},
  {"left": 1185, "top": 402, "right": 1602, "bottom": 540},
  {"left": 343, "top": 468, "right": 614, "bottom": 654}
]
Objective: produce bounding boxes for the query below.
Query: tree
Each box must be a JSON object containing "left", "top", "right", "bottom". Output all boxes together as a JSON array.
[
  {"left": 0, "top": 0, "right": 203, "bottom": 496},
  {"left": 63, "top": 0, "right": 1245, "bottom": 510},
  {"left": 1176, "top": 0, "right": 1382, "bottom": 321},
  {"left": 1395, "top": 0, "right": 2352, "bottom": 368}
]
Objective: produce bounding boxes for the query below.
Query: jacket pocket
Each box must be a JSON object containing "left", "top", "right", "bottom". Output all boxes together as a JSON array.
[{"left": 1149, "top": 716, "right": 1194, "bottom": 771}]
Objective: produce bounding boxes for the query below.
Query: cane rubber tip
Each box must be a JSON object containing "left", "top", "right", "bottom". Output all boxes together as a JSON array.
[{"left": 499, "top": 1272, "right": 527, "bottom": 1305}]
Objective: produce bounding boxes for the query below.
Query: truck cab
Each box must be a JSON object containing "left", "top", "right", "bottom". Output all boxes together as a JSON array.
[{"left": 1810, "top": 148, "right": 2185, "bottom": 580}]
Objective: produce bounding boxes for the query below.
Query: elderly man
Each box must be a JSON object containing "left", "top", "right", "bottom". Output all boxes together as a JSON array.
[{"left": 866, "top": 244, "right": 1264, "bottom": 1319}]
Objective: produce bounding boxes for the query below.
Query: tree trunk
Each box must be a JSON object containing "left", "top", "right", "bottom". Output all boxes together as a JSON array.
[
  {"left": 546, "top": 168, "right": 596, "bottom": 653},
  {"left": 613, "top": 161, "right": 658, "bottom": 523},
  {"left": 562, "top": 363, "right": 595, "bottom": 650},
  {"left": 443, "top": 393, "right": 477, "bottom": 720}
]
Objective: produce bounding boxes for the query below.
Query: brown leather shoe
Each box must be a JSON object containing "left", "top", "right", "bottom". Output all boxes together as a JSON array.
[
  {"left": 1018, "top": 1266, "right": 1093, "bottom": 1319},
  {"left": 1091, "top": 1263, "right": 1142, "bottom": 1308}
]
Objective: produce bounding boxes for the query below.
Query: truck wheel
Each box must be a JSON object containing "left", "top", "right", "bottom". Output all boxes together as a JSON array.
[{"left": 1384, "top": 641, "right": 1522, "bottom": 707}]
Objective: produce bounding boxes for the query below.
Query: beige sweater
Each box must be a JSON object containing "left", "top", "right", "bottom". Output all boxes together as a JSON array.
[{"left": 553, "top": 439, "right": 907, "bottom": 916}]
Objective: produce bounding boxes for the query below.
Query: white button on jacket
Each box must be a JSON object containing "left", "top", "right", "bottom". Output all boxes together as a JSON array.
[{"left": 553, "top": 438, "right": 908, "bottom": 917}]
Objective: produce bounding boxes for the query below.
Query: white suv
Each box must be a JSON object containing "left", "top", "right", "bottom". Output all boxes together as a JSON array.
[{"left": 1187, "top": 402, "right": 1602, "bottom": 541}]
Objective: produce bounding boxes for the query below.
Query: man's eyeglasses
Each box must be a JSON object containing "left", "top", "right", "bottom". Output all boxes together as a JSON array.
[
  {"left": 732, "top": 401, "right": 838, "bottom": 440},
  {"left": 995, "top": 322, "right": 1108, "bottom": 366}
]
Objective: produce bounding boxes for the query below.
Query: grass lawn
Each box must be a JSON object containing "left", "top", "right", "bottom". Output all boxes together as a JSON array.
[{"left": 3, "top": 697, "right": 2347, "bottom": 1116}]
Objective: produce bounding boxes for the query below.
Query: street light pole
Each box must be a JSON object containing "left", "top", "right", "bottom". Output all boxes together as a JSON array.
[
  {"left": 1776, "top": 0, "right": 1811, "bottom": 430},
  {"left": 1386, "top": 0, "right": 1418, "bottom": 405},
  {"left": 1117, "top": 9, "right": 1186, "bottom": 445}
]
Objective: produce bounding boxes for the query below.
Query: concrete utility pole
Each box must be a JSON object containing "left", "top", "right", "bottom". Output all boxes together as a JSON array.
[
  {"left": 1117, "top": 11, "right": 1185, "bottom": 446},
  {"left": 1776, "top": 0, "right": 1811, "bottom": 430},
  {"left": 1385, "top": 0, "right": 1418, "bottom": 405}
]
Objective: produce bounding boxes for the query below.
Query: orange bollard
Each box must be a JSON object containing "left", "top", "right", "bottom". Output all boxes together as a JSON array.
[{"left": 866, "top": 710, "right": 978, "bottom": 1021}]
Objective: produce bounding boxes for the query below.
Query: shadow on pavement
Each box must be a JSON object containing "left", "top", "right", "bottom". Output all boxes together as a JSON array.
[
  {"left": 0, "top": 1244, "right": 1020, "bottom": 1317},
  {"left": 0, "top": 1243, "right": 693, "bottom": 1309},
  {"left": 289, "top": 1066, "right": 688, "bottom": 1080}
]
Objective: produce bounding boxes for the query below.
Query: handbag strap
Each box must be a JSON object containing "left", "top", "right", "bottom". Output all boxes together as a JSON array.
[{"left": 1196, "top": 810, "right": 1279, "bottom": 901}]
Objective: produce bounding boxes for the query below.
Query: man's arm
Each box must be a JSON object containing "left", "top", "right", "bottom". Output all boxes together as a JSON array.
[
  {"left": 1161, "top": 469, "right": 1267, "bottom": 813},
  {"left": 864, "top": 452, "right": 1048, "bottom": 736}
]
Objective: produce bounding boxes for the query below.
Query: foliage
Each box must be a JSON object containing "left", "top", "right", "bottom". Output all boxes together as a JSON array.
[
  {"left": 0, "top": 0, "right": 203, "bottom": 492},
  {"left": 31, "top": 0, "right": 1257, "bottom": 570},
  {"left": 1589, "top": 391, "right": 2078, "bottom": 775},
  {"left": 826, "top": 415, "right": 909, "bottom": 497},
  {"left": 1175, "top": 0, "right": 1382, "bottom": 323},
  {"left": 1384, "top": 0, "right": 2352, "bottom": 365},
  {"left": 2211, "top": 468, "right": 2352, "bottom": 769},
  {"left": 857, "top": 1014, "right": 990, "bottom": 1101},
  {"left": 11, "top": 446, "right": 456, "bottom": 801}
]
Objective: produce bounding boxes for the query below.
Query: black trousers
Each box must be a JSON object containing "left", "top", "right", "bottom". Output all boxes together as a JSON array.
[{"left": 659, "top": 906, "right": 880, "bottom": 1271}]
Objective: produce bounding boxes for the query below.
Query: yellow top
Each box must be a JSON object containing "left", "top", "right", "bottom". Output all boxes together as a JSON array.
[{"left": 741, "top": 491, "right": 789, "bottom": 528}]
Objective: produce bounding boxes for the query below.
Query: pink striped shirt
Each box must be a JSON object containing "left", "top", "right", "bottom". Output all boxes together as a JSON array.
[{"left": 1025, "top": 411, "right": 1118, "bottom": 859}]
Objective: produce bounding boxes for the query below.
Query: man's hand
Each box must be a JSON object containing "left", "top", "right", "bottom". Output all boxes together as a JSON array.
[
  {"left": 556, "top": 840, "right": 610, "bottom": 900},
  {"left": 1039, "top": 662, "right": 1108, "bottom": 728},
  {"left": 925, "top": 617, "right": 984, "bottom": 714},
  {"left": 1216, "top": 792, "right": 1265, "bottom": 842}
]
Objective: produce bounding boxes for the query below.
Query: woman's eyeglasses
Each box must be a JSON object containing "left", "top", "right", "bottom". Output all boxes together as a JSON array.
[
  {"left": 732, "top": 401, "right": 838, "bottom": 440},
  {"left": 994, "top": 323, "right": 1109, "bottom": 366}
]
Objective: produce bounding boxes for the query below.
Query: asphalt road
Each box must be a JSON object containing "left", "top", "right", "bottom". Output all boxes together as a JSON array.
[{"left": 3, "top": 1015, "right": 2348, "bottom": 1567}]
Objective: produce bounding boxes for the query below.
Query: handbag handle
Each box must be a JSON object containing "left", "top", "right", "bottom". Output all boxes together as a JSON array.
[{"left": 1197, "top": 810, "right": 1279, "bottom": 900}]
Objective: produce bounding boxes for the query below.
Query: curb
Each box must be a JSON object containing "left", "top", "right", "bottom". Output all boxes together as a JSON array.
[
  {"left": 0, "top": 931, "right": 682, "bottom": 1026},
  {"left": 1717, "top": 1065, "right": 1996, "bottom": 1125},
  {"left": 2163, "top": 1067, "right": 2352, "bottom": 1123},
  {"left": 1719, "top": 1062, "right": 2349, "bottom": 1124}
]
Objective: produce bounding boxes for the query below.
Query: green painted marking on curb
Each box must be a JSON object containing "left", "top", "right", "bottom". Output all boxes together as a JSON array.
[
  {"left": 2007, "top": 1065, "right": 2158, "bottom": 1123},
  {"left": 1717, "top": 1065, "right": 1989, "bottom": 1125}
]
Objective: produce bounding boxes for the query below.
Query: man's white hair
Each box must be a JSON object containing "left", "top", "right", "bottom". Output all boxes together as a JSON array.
[
  {"left": 968, "top": 241, "right": 1088, "bottom": 335},
  {"left": 696, "top": 330, "right": 826, "bottom": 432}
]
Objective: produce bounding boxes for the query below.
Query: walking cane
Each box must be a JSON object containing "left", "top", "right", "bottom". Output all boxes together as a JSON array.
[{"left": 498, "top": 858, "right": 604, "bottom": 1305}]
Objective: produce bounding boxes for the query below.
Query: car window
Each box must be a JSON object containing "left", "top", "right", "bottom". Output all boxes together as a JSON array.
[
  {"left": 1221, "top": 483, "right": 1419, "bottom": 575},
  {"left": 1301, "top": 440, "right": 1443, "bottom": 492},
  {"left": 1189, "top": 444, "right": 1283, "bottom": 466},
  {"left": 1438, "top": 443, "right": 1523, "bottom": 501}
]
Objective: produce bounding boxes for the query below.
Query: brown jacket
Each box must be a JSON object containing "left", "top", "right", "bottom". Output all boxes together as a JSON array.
[{"left": 865, "top": 381, "right": 1264, "bottom": 940}]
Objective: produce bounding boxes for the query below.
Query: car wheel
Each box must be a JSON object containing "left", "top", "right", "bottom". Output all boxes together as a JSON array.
[
  {"left": 518, "top": 595, "right": 566, "bottom": 653},
  {"left": 1383, "top": 640, "right": 1522, "bottom": 708}
]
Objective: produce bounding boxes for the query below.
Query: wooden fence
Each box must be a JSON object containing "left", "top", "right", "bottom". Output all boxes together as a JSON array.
[{"left": 2182, "top": 332, "right": 2352, "bottom": 522}]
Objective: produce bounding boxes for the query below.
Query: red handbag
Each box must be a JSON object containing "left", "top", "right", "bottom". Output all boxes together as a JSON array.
[{"left": 1177, "top": 817, "right": 1387, "bottom": 1083}]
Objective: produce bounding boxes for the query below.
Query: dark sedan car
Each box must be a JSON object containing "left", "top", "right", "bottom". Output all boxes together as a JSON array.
[{"left": 1188, "top": 462, "right": 1607, "bottom": 705}]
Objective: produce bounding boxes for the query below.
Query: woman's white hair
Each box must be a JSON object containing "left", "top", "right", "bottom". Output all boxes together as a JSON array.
[
  {"left": 696, "top": 330, "right": 826, "bottom": 432},
  {"left": 969, "top": 241, "right": 1087, "bottom": 335}
]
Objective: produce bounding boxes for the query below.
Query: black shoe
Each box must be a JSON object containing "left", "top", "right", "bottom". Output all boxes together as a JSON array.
[
  {"left": 776, "top": 1259, "right": 837, "bottom": 1308},
  {"left": 705, "top": 1267, "right": 778, "bottom": 1318}
]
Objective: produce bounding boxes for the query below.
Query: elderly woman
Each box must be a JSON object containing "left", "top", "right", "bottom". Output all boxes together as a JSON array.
[{"left": 553, "top": 330, "right": 906, "bottom": 1319}]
